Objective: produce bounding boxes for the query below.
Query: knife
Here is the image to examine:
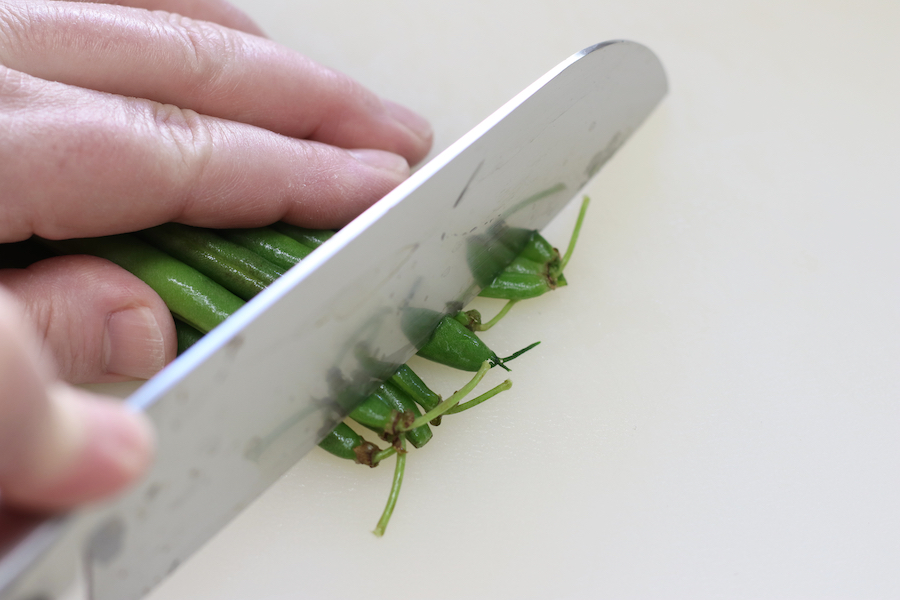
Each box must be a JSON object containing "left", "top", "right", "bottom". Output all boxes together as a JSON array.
[{"left": 0, "top": 40, "right": 667, "bottom": 600}]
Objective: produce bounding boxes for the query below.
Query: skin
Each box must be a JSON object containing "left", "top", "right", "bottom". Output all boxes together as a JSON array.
[{"left": 0, "top": 0, "right": 432, "bottom": 514}]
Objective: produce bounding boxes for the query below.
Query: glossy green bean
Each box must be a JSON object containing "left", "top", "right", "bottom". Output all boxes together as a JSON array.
[
  {"left": 219, "top": 228, "right": 313, "bottom": 270},
  {"left": 271, "top": 223, "right": 335, "bottom": 249},
  {"left": 139, "top": 223, "right": 285, "bottom": 300},
  {"left": 416, "top": 315, "right": 506, "bottom": 371},
  {"left": 40, "top": 235, "right": 244, "bottom": 333},
  {"left": 466, "top": 234, "right": 520, "bottom": 288},
  {"left": 478, "top": 196, "right": 588, "bottom": 301},
  {"left": 369, "top": 381, "right": 432, "bottom": 449},
  {"left": 389, "top": 365, "right": 442, "bottom": 413},
  {"left": 348, "top": 392, "right": 396, "bottom": 433},
  {"left": 174, "top": 319, "right": 205, "bottom": 354},
  {"left": 513, "top": 231, "right": 558, "bottom": 265},
  {"left": 479, "top": 271, "right": 558, "bottom": 299},
  {"left": 319, "top": 422, "right": 381, "bottom": 466}
]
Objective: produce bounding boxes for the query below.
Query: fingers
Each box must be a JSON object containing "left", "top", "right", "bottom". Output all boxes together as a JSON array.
[
  {"left": 62, "top": 0, "right": 268, "bottom": 36},
  {"left": 0, "top": 288, "right": 153, "bottom": 511},
  {"left": 0, "top": 0, "right": 433, "bottom": 239},
  {"left": 0, "top": 0, "right": 432, "bottom": 164},
  {"left": 0, "top": 255, "right": 177, "bottom": 383},
  {"left": 0, "top": 67, "right": 410, "bottom": 241}
]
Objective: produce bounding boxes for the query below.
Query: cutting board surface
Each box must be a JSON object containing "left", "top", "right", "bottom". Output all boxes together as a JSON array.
[{"left": 102, "top": 1, "right": 900, "bottom": 598}]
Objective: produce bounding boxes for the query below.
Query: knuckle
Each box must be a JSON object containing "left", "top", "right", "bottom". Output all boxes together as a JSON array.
[
  {"left": 163, "top": 13, "right": 243, "bottom": 98},
  {"left": 146, "top": 101, "right": 214, "bottom": 213},
  {"left": 150, "top": 102, "right": 213, "bottom": 173}
]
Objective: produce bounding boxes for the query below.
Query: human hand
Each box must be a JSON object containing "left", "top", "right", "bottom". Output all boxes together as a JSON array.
[{"left": 0, "top": 0, "right": 432, "bottom": 513}]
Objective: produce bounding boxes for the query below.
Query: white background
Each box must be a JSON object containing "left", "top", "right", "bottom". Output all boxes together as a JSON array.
[{"left": 134, "top": 1, "right": 900, "bottom": 598}]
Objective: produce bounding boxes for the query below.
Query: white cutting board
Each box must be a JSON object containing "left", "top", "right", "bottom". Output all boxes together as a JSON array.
[{"left": 97, "top": 0, "right": 899, "bottom": 598}]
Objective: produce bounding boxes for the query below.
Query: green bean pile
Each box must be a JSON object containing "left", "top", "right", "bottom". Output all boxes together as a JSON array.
[{"left": 40, "top": 196, "right": 589, "bottom": 535}]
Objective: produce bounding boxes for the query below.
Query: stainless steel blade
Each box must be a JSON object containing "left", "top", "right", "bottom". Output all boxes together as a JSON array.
[{"left": 0, "top": 40, "right": 667, "bottom": 600}]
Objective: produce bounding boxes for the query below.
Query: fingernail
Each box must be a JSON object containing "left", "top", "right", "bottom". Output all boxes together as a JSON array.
[
  {"left": 382, "top": 99, "right": 433, "bottom": 143},
  {"left": 349, "top": 148, "right": 410, "bottom": 176},
  {"left": 104, "top": 307, "right": 166, "bottom": 380}
]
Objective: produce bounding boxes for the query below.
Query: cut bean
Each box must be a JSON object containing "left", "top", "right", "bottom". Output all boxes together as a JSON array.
[
  {"left": 369, "top": 381, "right": 432, "bottom": 449},
  {"left": 319, "top": 422, "right": 382, "bottom": 467}
]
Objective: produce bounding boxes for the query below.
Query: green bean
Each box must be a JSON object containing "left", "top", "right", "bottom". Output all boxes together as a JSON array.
[
  {"left": 497, "top": 252, "right": 552, "bottom": 276},
  {"left": 416, "top": 314, "right": 508, "bottom": 371},
  {"left": 174, "top": 319, "right": 205, "bottom": 354},
  {"left": 369, "top": 382, "right": 432, "bottom": 449},
  {"left": 318, "top": 422, "right": 382, "bottom": 467},
  {"left": 343, "top": 383, "right": 432, "bottom": 449},
  {"left": 138, "top": 223, "right": 285, "bottom": 300},
  {"left": 479, "top": 271, "right": 558, "bottom": 299},
  {"left": 270, "top": 223, "right": 335, "bottom": 249},
  {"left": 479, "top": 196, "right": 588, "bottom": 301},
  {"left": 348, "top": 392, "right": 396, "bottom": 433},
  {"left": 513, "top": 231, "right": 558, "bottom": 265},
  {"left": 219, "top": 228, "right": 313, "bottom": 270},
  {"left": 389, "top": 365, "right": 441, "bottom": 411},
  {"left": 39, "top": 235, "right": 244, "bottom": 333},
  {"left": 466, "top": 234, "right": 520, "bottom": 288},
  {"left": 478, "top": 239, "right": 563, "bottom": 300},
  {"left": 417, "top": 312, "right": 540, "bottom": 371}
]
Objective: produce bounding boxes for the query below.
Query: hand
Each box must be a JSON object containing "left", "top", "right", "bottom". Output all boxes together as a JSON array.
[{"left": 0, "top": 0, "right": 433, "bottom": 513}]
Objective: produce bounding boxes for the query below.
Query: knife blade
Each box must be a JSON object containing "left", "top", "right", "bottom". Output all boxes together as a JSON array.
[{"left": 0, "top": 40, "right": 666, "bottom": 600}]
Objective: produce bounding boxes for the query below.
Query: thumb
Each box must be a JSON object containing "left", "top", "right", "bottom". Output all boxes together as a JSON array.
[
  {"left": 0, "top": 254, "right": 177, "bottom": 384},
  {"left": 0, "top": 288, "right": 154, "bottom": 511}
]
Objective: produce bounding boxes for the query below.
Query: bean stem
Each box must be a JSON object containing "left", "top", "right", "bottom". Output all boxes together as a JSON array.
[
  {"left": 474, "top": 300, "right": 518, "bottom": 331},
  {"left": 373, "top": 433, "right": 406, "bottom": 537},
  {"left": 372, "top": 446, "right": 398, "bottom": 465},
  {"left": 445, "top": 379, "right": 512, "bottom": 415},
  {"left": 560, "top": 196, "right": 590, "bottom": 272},
  {"left": 405, "top": 361, "right": 491, "bottom": 430}
]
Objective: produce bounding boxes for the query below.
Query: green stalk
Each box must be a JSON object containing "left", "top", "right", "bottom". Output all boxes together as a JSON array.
[
  {"left": 373, "top": 433, "right": 406, "bottom": 537},
  {"left": 405, "top": 361, "right": 491, "bottom": 430},
  {"left": 474, "top": 300, "right": 519, "bottom": 331},
  {"left": 560, "top": 196, "right": 590, "bottom": 271},
  {"left": 445, "top": 379, "right": 512, "bottom": 415},
  {"left": 371, "top": 446, "right": 398, "bottom": 465}
]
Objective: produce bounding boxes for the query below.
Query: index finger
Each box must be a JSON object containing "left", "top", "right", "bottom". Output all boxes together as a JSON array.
[
  {"left": 0, "top": 66, "right": 411, "bottom": 241},
  {"left": 0, "top": 0, "right": 432, "bottom": 164}
]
